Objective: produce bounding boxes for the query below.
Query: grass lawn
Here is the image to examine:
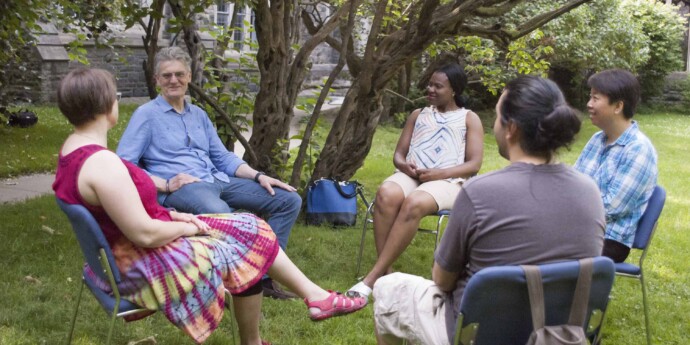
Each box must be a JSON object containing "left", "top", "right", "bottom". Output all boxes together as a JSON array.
[{"left": 0, "top": 106, "right": 688, "bottom": 344}]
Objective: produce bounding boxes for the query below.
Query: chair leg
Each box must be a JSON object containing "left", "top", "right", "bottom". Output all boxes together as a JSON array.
[
  {"left": 66, "top": 280, "right": 85, "bottom": 345},
  {"left": 640, "top": 273, "right": 652, "bottom": 345},
  {"left": 355, "top": 204, "right": 374, "bottom": 278},
  {"left": 433, "top": 214, "right": 446, "bottom": 252}
]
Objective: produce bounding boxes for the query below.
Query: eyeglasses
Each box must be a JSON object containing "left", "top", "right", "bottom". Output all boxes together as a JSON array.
[
  {"left": 159, "top": 71, "right": 188, "bottom": 81},
  {"left": 116, "top": 92, "right": 122, "bottom": 101}
]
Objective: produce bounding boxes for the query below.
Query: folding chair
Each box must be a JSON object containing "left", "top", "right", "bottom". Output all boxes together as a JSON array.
[
  {"left": 614, "top": 185, "right": 666, "bottom": 345},
  {"left": 57, "top": 198, "right": 235, "bottom": 345},
  {"left": 354, "top": 201, "right": 450, "bottom": 278},
  {"left": 454, "top": 257, "right": 615, "bottom": 345}
]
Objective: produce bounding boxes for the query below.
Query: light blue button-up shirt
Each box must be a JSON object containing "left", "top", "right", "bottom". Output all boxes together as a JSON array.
[
  {"left": 116, "top": 95, "right": 246, "bottom": 183},
  {"left": 574, "top": 121, "right": 657, "bottom": 247}
]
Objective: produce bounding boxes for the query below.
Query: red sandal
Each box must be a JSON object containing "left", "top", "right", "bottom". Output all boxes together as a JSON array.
[{"left": 305, "top": 290, "right": 367, "bottom": 321}]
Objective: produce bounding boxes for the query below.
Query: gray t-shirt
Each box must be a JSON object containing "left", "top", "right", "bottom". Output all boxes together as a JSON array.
[{"left": 434, "top": 162, "right": 605, "bottom": 342}]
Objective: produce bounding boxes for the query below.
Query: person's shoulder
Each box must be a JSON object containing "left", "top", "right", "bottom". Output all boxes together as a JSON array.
[
  {"left": 131, "top": 99, "right": 160, "bottom": 119},
  {"left": 462, "top": 167, "right": 511, "bottom": 190}
]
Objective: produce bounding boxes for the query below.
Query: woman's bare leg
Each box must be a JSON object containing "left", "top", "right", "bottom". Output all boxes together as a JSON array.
[
  {"left": 373, "top": 182, "right": 406, "bottom": 259},
  {"left": 267, "top": 249, "right": 330, "bottom": 302},
  {"left": 232, "top": 294, "right": 263, "bottom": 345},
  {"left": 362, "top": 191, "right": 438, "bottom": 288}
]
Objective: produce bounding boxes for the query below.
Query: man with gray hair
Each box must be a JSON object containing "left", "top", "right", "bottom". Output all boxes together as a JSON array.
[{"left": 117, "top": 46, "right": 302, "bottom": 300}]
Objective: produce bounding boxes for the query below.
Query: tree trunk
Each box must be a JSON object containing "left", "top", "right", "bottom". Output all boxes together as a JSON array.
[
  {"left": 168, "top": 0, "right": 206, "bottom": 98},
  {"left": 248, "top": 0, "right": 347, "bottom": 175}
]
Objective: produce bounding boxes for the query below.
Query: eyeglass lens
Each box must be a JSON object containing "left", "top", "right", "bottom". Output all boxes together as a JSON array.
[{"left": 161, "top": 72, "right": 187, "bottom": 80}]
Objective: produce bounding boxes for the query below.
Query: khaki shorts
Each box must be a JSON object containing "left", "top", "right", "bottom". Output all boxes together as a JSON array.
[
  {"left": 373, "top": 273, "right": 451, "bottom": 345},
  {"left": 383, "top": 172, "right": 462, "bottom": 210}
]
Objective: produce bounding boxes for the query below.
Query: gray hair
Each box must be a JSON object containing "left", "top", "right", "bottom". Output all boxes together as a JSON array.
[{"left": 154, "top": 46, "right": 192, "bottom": 75}]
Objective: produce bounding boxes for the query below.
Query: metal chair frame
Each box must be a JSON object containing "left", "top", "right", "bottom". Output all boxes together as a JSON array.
[
  {"left": 614, "top": 185, "right": 666, "bottom": 345},
  {"left": 355, "top": 201, "right": 450, "bottom": 278},
  {"left": 58, "top": 199, "right": 236, "bottom": 345}
]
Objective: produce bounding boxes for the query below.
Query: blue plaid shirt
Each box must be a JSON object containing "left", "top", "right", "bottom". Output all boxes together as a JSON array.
[{"left": 574, "top": 121, "right": 657, "bottom": 247}]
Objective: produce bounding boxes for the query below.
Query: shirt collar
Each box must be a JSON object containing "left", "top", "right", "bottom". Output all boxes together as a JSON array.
[
  {"left": 154, "top": 95, "right": 190, "bottom": 115},
  {"left": 601, "top": 120, "right": 639, "bottom": 147}
]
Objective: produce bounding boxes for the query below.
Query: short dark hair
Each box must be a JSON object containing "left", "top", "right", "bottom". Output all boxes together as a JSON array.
[
  {"left": 587, "top": 69, "right": 640, "bottom": 119},
  {"left": 57, "top": 68, "right": 117, "bottom": 126},
  {"left": 435, "top": 63, "right": 468, "bottom": 107},
  {"left": 500, "top": 76, "right": 581, "bottom": 162}
]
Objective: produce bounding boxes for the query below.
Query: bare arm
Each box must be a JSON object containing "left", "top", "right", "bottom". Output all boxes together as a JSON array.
[
  {"left": 393, "top": 109, "right": 422, "bottom": 178},
  {"left": 417, "top": 111, "right": 484, "bottom": 182},
  {"left": 78, "top": 151, "right": 207, "bottom": 248},
  {"left": 432, "top": 262, "right": 460, "bottom": 292}
]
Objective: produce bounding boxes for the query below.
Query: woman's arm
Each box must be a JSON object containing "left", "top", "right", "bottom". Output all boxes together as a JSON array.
[
  {"left": 393, "top": 109, "right": 422, "bottom": 178},
  {"left": 417, "top": 111, "right": 484, "bottom": 182},
  {"left": 78, "top": 150, "right": 206, "bottom": 248}
]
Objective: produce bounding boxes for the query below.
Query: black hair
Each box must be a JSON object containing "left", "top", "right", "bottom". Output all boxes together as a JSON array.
[
  {"left": 435, "top": 63, "right": 468, "bottom": 107},
  {"left": 500, "top": 76, "right": 581, "bottom": 162},
  {"left": 587, "top": 69, "right": 640, "bottom": 119}
]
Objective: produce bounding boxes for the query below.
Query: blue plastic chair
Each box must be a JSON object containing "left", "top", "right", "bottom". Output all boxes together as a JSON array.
[
  {"left": 614, "top": 185, "right": 666, "bottom": 345},
  {"left": 354, "top": 201, "right": 450, "bottom": 278},
  {"left": 454, "top": 257, "right": 615, "bottom": 345},
  {"left": 57, "top": 198, "right": 235, "bottom": 345}
]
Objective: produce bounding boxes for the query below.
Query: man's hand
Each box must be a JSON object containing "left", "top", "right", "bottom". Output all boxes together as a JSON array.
[
  {"left": 168, "top": 173, "right": 201, "bottom": 192},
  {"left": 257, "top": 175, "right": 297, "bottom": 196}
]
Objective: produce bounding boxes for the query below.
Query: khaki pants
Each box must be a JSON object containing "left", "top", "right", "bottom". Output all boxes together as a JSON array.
[{"left": 373, "top": 273, "right": 451, "bottom": 345}]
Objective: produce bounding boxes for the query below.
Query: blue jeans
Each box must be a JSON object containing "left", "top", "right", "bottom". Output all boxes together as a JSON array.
[{"left": 159, "top": 177, "right": 301, "bottom": 251}]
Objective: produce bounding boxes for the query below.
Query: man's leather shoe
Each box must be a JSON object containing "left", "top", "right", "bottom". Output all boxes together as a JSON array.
[{"left": 262, "top": 279, "right": 298, "bottom": 300}]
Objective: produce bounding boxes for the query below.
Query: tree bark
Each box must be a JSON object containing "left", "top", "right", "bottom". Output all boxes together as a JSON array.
[{"left": 247, "top": 0, "right": 347, "bottom": 175}]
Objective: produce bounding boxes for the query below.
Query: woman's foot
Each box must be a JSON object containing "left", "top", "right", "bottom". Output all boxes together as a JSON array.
[
  {"left": 346, "top": 281, "right": 372, "bottom": 300},
  {"left": 305, "top": 290, "right": 367, "bottom": 321}
]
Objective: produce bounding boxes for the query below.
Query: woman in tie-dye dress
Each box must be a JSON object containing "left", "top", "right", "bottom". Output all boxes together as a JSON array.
[
  {"left": 53, "top": 68, "right": 365, "bottom": 345},
  {"left": 348, "top": 63, "right": 484, "bottom": 301}
]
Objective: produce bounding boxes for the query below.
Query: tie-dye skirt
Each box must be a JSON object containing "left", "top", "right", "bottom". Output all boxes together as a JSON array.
[{"left": 83, "top": 213, "right": 279, "bottom": 343}]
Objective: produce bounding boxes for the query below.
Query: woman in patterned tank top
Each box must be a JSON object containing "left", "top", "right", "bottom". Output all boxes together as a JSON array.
[{"left": 348, "top": 63, "right": 484, "bottom": 301}]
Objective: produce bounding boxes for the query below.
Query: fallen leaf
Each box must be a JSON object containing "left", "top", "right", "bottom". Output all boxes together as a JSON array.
[
  {"left": 24, "top": 275, "right": 42, "bottom": 285},
  {"left": 41, "top": 225, "right": 57, "bottom": 235}
]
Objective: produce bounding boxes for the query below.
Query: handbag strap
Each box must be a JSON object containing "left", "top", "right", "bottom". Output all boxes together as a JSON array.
[
  {"left": 523, "top": 265, "right": 546, "bottom": 330},
  {"left": 330, "top": 178, "right": 359, "bottom": 199},
  {"left": 567, "top": 258, "right": 594, "bottom": 326}
]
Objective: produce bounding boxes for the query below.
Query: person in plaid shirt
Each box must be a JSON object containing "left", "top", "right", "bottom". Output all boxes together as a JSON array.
[{"left": 574, "top": 69, "right": 658, "bottom": 263}]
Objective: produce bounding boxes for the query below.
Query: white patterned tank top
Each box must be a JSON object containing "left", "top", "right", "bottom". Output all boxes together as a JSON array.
[{"left": 406, "top": 106, "right": 468, "bottom": 183}]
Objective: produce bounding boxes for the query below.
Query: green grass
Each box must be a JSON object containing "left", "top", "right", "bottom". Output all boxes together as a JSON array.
[
  {"left": 0, "top": 104, "right": 139, "bottom": 178},
  {"left": 0, "top": 109, "right": 688, "bottom": 344}
]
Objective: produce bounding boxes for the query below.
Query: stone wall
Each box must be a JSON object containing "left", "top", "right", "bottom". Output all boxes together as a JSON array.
[{"left": 19, "top": 22, "right": 347, "bottom": 104}]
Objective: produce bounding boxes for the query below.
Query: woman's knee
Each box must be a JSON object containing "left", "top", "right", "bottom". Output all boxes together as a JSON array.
[
  {"left": 376, "top": 183, "right": 405, "bottom": 208},
  {"left": 399, "top": 193, "right": 437, "bottom": 220}
]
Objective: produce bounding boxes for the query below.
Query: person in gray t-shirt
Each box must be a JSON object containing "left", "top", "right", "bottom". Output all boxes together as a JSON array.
[{"left": 373, "top": 76, "right": 605, "bottom": 345}]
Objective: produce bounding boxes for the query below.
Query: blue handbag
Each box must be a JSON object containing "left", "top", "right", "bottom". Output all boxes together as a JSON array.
[{"left": 306, "top": 178, "right": 366, "bottom": 227}]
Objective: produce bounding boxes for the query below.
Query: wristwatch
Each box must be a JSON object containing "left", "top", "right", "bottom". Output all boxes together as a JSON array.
[{"left": 254, "top": 171, "right": 265, "bottom": 183}]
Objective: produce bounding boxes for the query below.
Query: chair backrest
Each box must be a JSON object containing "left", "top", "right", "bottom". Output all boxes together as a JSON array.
[
  {"left": 456, "top": 257, "right": 615, "bottom": 345},
  {"left": 631, "top": 186, "right": 666, "bottom": 250},
  {"left": 56, "top": 198, "right": 122, "bottom": 283}
]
